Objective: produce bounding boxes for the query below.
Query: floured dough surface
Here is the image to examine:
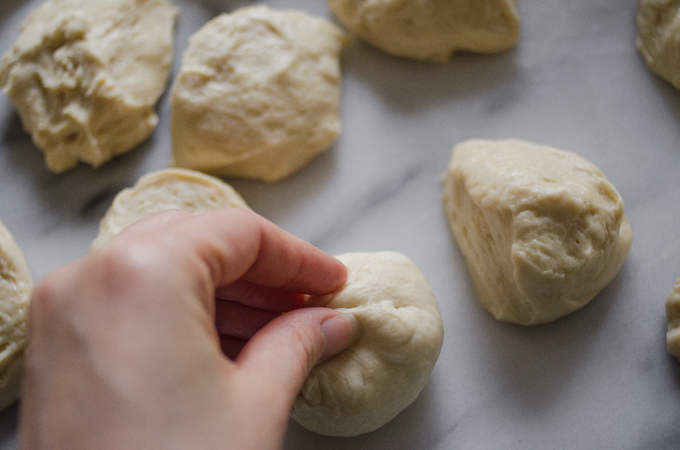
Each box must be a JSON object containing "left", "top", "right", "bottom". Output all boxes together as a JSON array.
[
  {"left": 171, "top": 6, "right": 346, "bottom": 183},
  {"left": 666, "top": 276, "right": 680, "bottom": 359},
  {"left": 636, "top": 0, "right": 680, "bottom": 90},
  {"left": 90, "top": 168, "right": 250, "bottom": 251},
  {"left": 0, "top": 0, "right": 177, "bottom": 173},
  {"left": 292, "top": 252, "right": 444, "bottom": 437},
  {"left": 328, "top": 0, "right": 520, "bottom": 62},
  {"left": 442, "top": 139, "right": 633, "bottom": 325},
  {"left": 0, "top": 220, "right": 32, "bottom": 411}
]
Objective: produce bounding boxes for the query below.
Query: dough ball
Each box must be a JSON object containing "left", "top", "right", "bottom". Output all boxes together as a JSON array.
[
  {"left": 636, "top": 0, "right": 680, "bottom": 90},
  {"left": 0, "top": 0, "right": 177, "bottom": 173},
  {"left": 328, "top": 0, "right": 520, "bottom": 62},
  {"left": 171, "top": 6, "right": 346, "bottom": 183},
  {"left": 292, "top": 252, "right": 444, "bottom": 437},
  {"left": 666, "top": 276, "right": 680, "bottom": 359},
  {"left": 442, "top": 139, "right": 633, "bottom": 325},
  {"left": 90, "top": 168, "right": 250, "bottom": 251},
  {"left": 0, "top": 220, "right": 33, "bottom": 411}
]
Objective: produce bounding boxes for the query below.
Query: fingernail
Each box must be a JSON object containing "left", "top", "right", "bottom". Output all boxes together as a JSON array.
[{"left": 320, "top": 313, "right": 360, "bottom": 360}]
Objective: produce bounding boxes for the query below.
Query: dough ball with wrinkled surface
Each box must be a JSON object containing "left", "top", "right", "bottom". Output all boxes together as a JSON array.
[
  {"left": 636, "top": 0, "right": 680, "bottom": 90},
  {"left": 171, "top": 6, "right": 346, "bottom": 183},
  {"left": 90, "top": 168, "right": 250, "bottom": 251},
  {"left": 328, "top": 0, "right": 520, "bottom": 62},
  {"left": 0, "top": 220, "right": 33, "bottom": 411},
  {"left": 0, "top": 0, "right": 177, "bottom": 173},
  {"left": 665, "top": 276, "right": 680, "bottom": 359},
  {"left": 442, "top": 139, "right": 633, "bottom": 325},
  {"left": 292, "top": 252, "right": 444, "bottom": 437}
]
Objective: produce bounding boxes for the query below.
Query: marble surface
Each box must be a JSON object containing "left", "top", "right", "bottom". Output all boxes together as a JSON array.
[{"left": 1, "top": 0, "right": 680, "bottom": 448}]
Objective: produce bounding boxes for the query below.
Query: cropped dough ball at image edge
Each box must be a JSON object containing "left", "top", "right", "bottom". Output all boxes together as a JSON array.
[
  {"left": 292, "top": 252, "right": 444, "bottom": 437},
  {"left": 0, "top": 220, "right": 33, "bottom": 411},
  {"left": 327, "top": 0, "right": 520, "bottom": 62},
  {"left": 0, "top": 0, "right": 177, "bottom": 173},
  {"left": 636, "top": 0, "right": 680, "bottom": 90},
  {"left": 90, "top": 168, "right": 251, "bottom": 251},
  {"left": 170, "top": 5, "right": 347, "bottom": 182},
  {"left": 665, "top": 276, "right": 680, "bottom": 359},
  {"left": 442, "top": 139, "right": 633, "bottom": 325}
]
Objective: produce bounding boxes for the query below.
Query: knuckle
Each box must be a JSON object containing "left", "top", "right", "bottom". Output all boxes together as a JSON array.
[
  {"left": 95, "top": 238, "right": 160, "bottom": 283},
  {"left": 28, "top": 265, "right": 86, "bottom": 343},
  {"left": 30, "top": 273, "right": 63, "bottom": 322}
]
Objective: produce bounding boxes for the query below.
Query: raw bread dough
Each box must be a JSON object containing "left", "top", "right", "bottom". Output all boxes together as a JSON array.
[
  {"left": 292, "top": 252, "right": 444, "bottom": 437},
  {"left": 665, "top": 276, "right": 680, "bottom": 359},
  {"left": 90, "top": 168, "right": 250, "bottom": 251},
  {"left": 0, "top": 220, "right": 33, "bottom": 411},
  {"left": 328, "top": 0, "right": 520, "bottom": 62},
  {"left": 636, "top": 0, "right": 680, "bottom": 90},
  {"left": 0, "top": 0, "right": 177, "bottom": 173},
  {"left": 442, "top": 139, "right": 633, "bottom": 325},
  {"left": 170, "top": 6, "right": 346, "bottom": 183}
]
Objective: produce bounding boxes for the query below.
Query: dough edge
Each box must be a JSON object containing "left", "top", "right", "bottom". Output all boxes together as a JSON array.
[
  {"left": 0, "top": 220, "right": 33, "bottom": 410},
  {"left": 90, "top": 168, "right": 250, "bottom": 251}
]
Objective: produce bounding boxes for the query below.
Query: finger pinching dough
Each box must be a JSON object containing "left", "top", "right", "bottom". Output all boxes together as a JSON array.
[
  {"left": 665, "top": 276, "right": 680, "bottom": 359},
  {"left": 636, "top": 0, "right": 680, "bottom": 90},
  {"left": 171, "top": 6, "right": 346, "bottom": 183},
  {"left": 90, "top": 168, "right": 250, "bottom": 251},
  {"left": 327, "top": 0, "right": 520, "bottom": 62},
  {"left": 0, "top": 220, "right": 33, "bottom": 411},
  {"left": 292, "top": 252, "right": 444, "bottom": 437},
  {"left": 442, "top": 139, "right": 633, "bottom": 325},
  {"left": 0, "top": 0, "right": 177, "bottom": 173}
]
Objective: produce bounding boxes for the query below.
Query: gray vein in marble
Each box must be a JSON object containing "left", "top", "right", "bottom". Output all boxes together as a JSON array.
[{"left": 307, "top": 163, "right": 424, "bottom": 249}]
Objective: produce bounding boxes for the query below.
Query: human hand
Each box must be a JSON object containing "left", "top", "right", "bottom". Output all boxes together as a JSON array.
[{"left": 21, "top": 208, "right": 358, "bottom": 450}]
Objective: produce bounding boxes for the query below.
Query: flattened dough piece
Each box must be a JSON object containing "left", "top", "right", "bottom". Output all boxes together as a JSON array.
[
  {"left": 0, "top": 220, "right": 33, "bottom": 411},
  {"left": 90, "top": 168, "right": 250, "bottom": 251},
  {"left": 666, "top": 276, "right": 680, "bottom": 358},
  {"left": 0, "top": 0, "right": 177, "bottom": 173},
  {"left": 292, "top": 252, "right": 444, "bottom": 437},
  {"left": 442, "top": 139, "right": 633, "bottom": 325},
  {"left": 328, "top": 0, "right": 520, "bottom": 62},
  {"left": 171, "top": 6, "right": 346, "bottom": 183},
  {"left": 636, "top": 0, "right": 680, "bottom": 89}
]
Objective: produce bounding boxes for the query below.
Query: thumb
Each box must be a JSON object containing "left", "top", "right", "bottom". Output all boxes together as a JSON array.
[{"left": 235, "top": 307, "right": 360, "bottom": 411}]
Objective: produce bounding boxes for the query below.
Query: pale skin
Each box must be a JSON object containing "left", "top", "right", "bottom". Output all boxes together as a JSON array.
[{"left": 21, "top": 208, "right": 359, "bottom": 450}]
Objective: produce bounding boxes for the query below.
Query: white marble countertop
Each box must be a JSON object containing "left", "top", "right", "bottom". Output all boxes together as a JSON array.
[{"left": 1, "top": 0, "right": 680, "bottom": 448}]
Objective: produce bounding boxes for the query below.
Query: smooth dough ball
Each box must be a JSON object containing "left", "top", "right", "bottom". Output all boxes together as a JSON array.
[
  {"left": 171, "top": 6, "right": 346, "bottom": 183},
  {"left": 0, "top": 0, "right": 177, "bottom": 173},
  {"left": 328, "top": 0, "right": 520, "bottom": 62},
  {"left": 636, "top": 0, "right": 680, "bottom": 90},
  {"left": 666, "top": 276, "right": 680, "bottom": 359},
  {"left": 442, "top": 139, "right": 633, "bottom": 325},
  {"left": 0, "top": 220, "right": 33, "bottom": 411},
  {"left": 90, "top": 168, "right": 250, "bottom": 251},
  {"left": 292, "top": 252, "right": 444, "bottom": 437}
]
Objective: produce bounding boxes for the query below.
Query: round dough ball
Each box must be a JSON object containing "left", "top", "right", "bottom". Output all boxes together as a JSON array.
[
  {"left": 0, "top": 220, "right": 32, "bottom": 411},
  {"left": 171, "top": 6, "right": 346, "bottom": 183},
  {"left": 636, "top": 0, "right": 680, "bottom": 90},
  {"left": 442, "top": 139, "right": 633, "bottom": 325},
  {"left": 328, "top": 0, "right": 520, "bottom": 62},
  {"left": 0, "top": 0, "right": 177, "bottom": 173},
  {"left": 292, "top": 252, "right": 444, "bottom": 437},
  {"left": 665, "top": 276, "right": 680, "bottom": 359},
  {"left": 90, "top": 168, "right": 250, "bottom": 251}
]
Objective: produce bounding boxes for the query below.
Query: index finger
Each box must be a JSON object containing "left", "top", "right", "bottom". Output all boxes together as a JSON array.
[{"left": 119, "top": 208, "right": 347, "bottom": 296}]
